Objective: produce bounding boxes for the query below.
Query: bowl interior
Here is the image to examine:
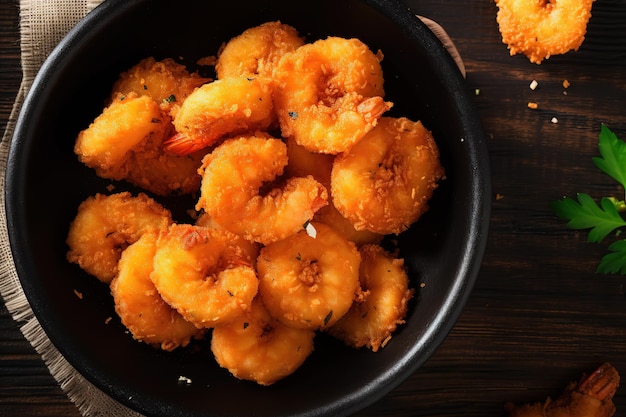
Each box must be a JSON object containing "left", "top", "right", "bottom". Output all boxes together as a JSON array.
[{"left": 6, "top": 0, "right": 490, "bottom": 416}]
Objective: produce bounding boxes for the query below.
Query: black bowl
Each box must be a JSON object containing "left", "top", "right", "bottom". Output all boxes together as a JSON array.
[{"left": 5, "top": 0, "right": 491, "bottom": 416}]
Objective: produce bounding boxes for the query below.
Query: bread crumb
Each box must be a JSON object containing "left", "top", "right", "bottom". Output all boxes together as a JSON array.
[
  {"left": 562, "top": 80, "right": 570, "bottom": 88},
  {"left": 496, "top": 193, "right": 504, "bottom": 201},
  {"left": 74, "top": 289, "right": 83, "bottom": 299},
  {"left": 527, "top": 102, "right": 538, "bottom": 109},
  {"left": 530, "top": 80, "right": 539, "bottom": 90},
  {"left": 551, "top": 117, "right": 559, "bottom": 124}
]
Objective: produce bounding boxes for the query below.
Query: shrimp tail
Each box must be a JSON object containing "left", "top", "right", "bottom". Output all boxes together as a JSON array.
[
  {"left": 357, "top": 96, "right": 393, "bottom": 123},
  {"left": 576, "top": 362, "right": 620, "bottom": 403},
  {"left": 164, "top": 132, "right": 207, "bottom": 156}
]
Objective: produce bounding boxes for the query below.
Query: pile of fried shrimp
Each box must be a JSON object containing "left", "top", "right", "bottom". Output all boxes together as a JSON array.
[{"left": 66, "top": 21, "right": 444, "bottom": 386}]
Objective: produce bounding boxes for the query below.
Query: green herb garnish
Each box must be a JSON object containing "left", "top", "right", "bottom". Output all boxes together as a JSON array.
[
  {"left": 163, "top": 94, "right": 176, "bottom": 103},
  {"left": 551, "top": 125, "right": 626, "bottom": 274}
]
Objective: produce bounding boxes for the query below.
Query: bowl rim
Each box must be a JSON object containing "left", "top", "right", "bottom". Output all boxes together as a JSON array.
[{"left": 5, "top": 0, "right": 492, "bottom": 415}]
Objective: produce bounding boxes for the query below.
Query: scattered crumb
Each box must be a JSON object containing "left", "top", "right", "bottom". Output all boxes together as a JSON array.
[
  {"left": 496, "top": 193, "right": 504, "bottom": 201},
  {"left": 106, "top": 184, "right": 116, "bottom": 192},
  {"left": 551, "top": 117, "right": 559, "bottom": 124},
  {"left": 305, "top": 222, "right": 317, "bottom": 239},
  {"left": 178, "top": 376, "right": 193, "bottom": 385},
  {"left": 527, "top": 102, "right": 538, "bottom": 109},
  {"left": 104, "top": 317, "right": 112, "bottom": 325},
  {"left": 419, "top": 282, "right": 426, "bottom": 288},
  {"left": 562, "top": 80, "right": 570, "bottom": 89},
  {"left": 475, "top": 88, "right": 481, "bottom": 96},
  {"left": 529, "top": 80, "right": 539, "bottom": 90},
  {"left": 74, "top": 289, "right": 83, "bottom": 300}
]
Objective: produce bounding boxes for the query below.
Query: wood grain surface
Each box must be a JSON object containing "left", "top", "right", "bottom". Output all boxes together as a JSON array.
[{"left": 2, "top": 0, "right": 626, "bottom": 416}]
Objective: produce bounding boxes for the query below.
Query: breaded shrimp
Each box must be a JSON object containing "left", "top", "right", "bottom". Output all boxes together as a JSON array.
[
  {"left": 313, "top": 202, "right": 384, "bottom": 247},
  {"left": 215, "top": 21, "right": 305, "bottom": 80},
  {"left": 150, "top": 224, "right": 259, "bottom": 328},
  {"left": 110, "top": 232, "right": 205, "bottom": 351},
  {"left": 110, "top": 57, "right": 210, "bottom": 116},
  {"left": 284, "top": 136, "right": 334, "bottom": 190},
  {"left": 75, "top": 92, "right": 204, "bottom": 196},
  {"left": 505, "top": 363, "right": 619, "bottom": 417},
  {"left": 273, "top": 36, "right": 392, "bottom": 154},
  {"left": 284, "top": 137, "right": 383, "bottom": 245},
  {"left": 494, "top": 0, "right": 595, "bottom": 65},
  {"left": 196, "top": 135, "right": 328, "bottom": 245},
  {"left": 164, "top": 77, "right": 275, "bottom": 155},
  {"left": 328, "top": 244, "right": 413, "bottom": 352},
  {"left": 66, "top": 192, "right": 172, "bottom": 284},
  {"left": 195, "top": 212, "right": 261, "bottom": 267},
  {"left": 331, "top": 117, "right": 444, "bottom": 235},
  {"left": 75, "top": 93, "right": 165, "bottom": 175},
  {"left": 211, "top": 297, "right": 315, "bottom": 386},
  {"left": 256, "top": 222, "right": 361, "bottom": 330}
]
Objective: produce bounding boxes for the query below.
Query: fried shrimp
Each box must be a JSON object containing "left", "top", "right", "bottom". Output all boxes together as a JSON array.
[
  {"left": 164, "top": 77, "right": 274, "bottom": 155},
  {"left": 256, "top": 222, "right": 361, "bottom": 330},
  {"left": 196, "top": 135, "right": 328, "bottom": 245},
  {"left": 314, "top": 203, "right": 384, "bottom": 247},
  {"left": 215, "top": 21, "right": 305, "bottom": 80},
  {"left": 211, "top": 297, "right": 315, "bottom": 386},
  {"left": 505, "top": 363, "right": 620, "bottom": 417},
  {"left": 110, "top": 232, "right": 204, "bottom": 351},
  {"left": 75, "top": 93, "right": 166, "bottom": 175},
  {"left": 494, "top": 0, "right": 595, "bottom": 64},
  {"left": 331, "top": 117, "right": 444, "bottom": 235},
  {"left": 110, "top": 57, "right": 210, "bottom": 116},
  {"left": 328, "top": 244, "right": 413, "bottom": 352},
  {"left": 150, "top": 224, "right": 259, "bottom": 328},
  {"left": 283, "top": 137, "right": 383, "bottom": 245},
  {"left": 75, "top": 92, "right": 204, "bottom": 196},
  {"left": 195, "top": 212, "right": 260, "bottom": 267},
  {"left": 66, "top": 192, "right": 172, "bottom": 284},
  {"left": 273, "top": 36, "right": 393, "bottom": 154}
]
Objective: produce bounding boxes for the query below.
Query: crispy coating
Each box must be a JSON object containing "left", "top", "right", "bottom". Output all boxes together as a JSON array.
[
  {"left": 165, "top": 77, "right": 275, "bottom": 155},
  {"left": 211, "top": 297, "right": 315, "bottom": 386},
  {"left": 110, "top": 232, "right": 204, "bottom": 351},
  {"left": 75, "top": 92, "right": 204, "bottom": 196},
  {"left": 195, "top": 212, "right": 261, "bottom": 267},
  {"left": 66, "top": 192, "right": 172, "bottom": 283},
  {"left": 196, "top": 135, "right": 328, "bottom": 245},
  {"left": 494, "top": 0, "right": 595, "bottom": 64},
  {"left": 150, "top": 224, "right": 259, "bottom": 328},
  {"left": 111, "top": 57, "right": 210, "bottom": 116},
  {"left": 328, "top": 244, "right": 413, "bottom": 352},
  {"left": 215, "top": 21, "right": 305, "bottom": 80},
  {"left": 273, "top": 36, "right": 392, "bottom": 154},
  {"left": 331, "top": 117, "right": 444, "bottom": 235},
  {"left": 75, "top": 93, "right": 165, "bottom": 173},
  {"left": 284, "top": 136, "right": 383, "bottom": 245},
  {"left": 256, "top": 222, "right": 361, "bottom": 330}
]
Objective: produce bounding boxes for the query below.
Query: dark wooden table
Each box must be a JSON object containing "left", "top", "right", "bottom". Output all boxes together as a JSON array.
[{"left": 2, "top": 0, "right": 626, "bottom": 416}]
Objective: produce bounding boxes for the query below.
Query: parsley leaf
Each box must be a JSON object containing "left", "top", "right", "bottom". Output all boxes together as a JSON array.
[
  {"left": 597, "top": 239, "right": 626, "bottom": 274},
  {"left": 551, "top": 125, "right": 626, "bottom": 274},
  {"left": 551, "top": 193, "right": 626, "bottom": 243},
  {"left": 593, "top": 125, "right": 626, "bottom": 196}
]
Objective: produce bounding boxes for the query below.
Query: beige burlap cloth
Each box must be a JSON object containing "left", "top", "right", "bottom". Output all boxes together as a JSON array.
[
  {"left": 0, "top": 1, "right": 143, "bottom": 415},
  {"left": 0, "top": 2, "right": 464, "bottom": 416}
]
